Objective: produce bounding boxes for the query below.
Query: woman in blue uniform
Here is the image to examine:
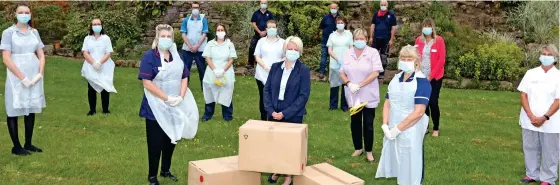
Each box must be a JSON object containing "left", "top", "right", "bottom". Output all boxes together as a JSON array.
[
  {"left": 1, "top": 5, "right": 45, "bottom": 155},
  {"left": 138, "top": 24, "right": 199, "bottom": 185}
]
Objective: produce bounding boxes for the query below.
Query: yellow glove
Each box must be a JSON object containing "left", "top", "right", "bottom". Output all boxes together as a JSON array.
[{"left": 349, "top": 102, "right": 368, "bottom": 116}]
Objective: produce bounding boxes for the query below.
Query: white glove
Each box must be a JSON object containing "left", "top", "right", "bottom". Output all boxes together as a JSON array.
[
  {"left": 348, "top": 83, "right": 360, "bottom": 94},
  {"left": 30, "top": 74, "right": 43, "bottom": 85},
  {"left": 93, "top": 61, "right": 102, "bottom": 71},
  {"left": 381, "top": 124, "right": 391, "bottom": 138},
  {"left": 170, "top": 96, "right": 183, "bottom": 106},
  {"left": 21, "top": 77, "right": 33, "bottom": 88},
  {"left": 388, "top": 127, "right": 402, "bottom": 140},
  {"left": 214, "top": 68, "right": 225, "bottom": 78},
  {"left": 164, "top": 96, "right": 182, "bottom": 107}
]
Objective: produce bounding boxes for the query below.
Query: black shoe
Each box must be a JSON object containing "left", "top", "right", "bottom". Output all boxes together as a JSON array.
[
  {"left": 24, "top": 145, "right": 43, "bottom": 152},
  {"left": 11, "top": 147, "right": 31, "bottom": 156},
  {"left": 87, "top": 111, "right": 96, "bottom": 116},
  {"left": 102, "top": 110, "right": 111, "bottom": 115},
  {"left": 224, "top": 118, "right": 233, "bottom": 122},
  {"left": 319, "top": 73, "right": 325, "bottom": 80},
  {"left": 148, "top": 176, "right": 159, "bottom": 185},
  {"left": 267, "top": 174, "right": 278, "bottom": 184},
  {"left": 341, "top": 108, "right": 348, "bottom": 112},
  {"left": 202, "top": 117, "right": 211, "bottom": 122},
  {"left": 160, "top": 172, "right": 178, "bottom": 182},
  {"left": 329, "top": 108, "right": 336, "bottom": 111}
]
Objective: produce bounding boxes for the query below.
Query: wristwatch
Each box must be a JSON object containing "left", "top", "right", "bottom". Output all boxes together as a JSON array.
[
  {"left": 343, "top": 81, "right": 349, "bottom": 86},
  {"left": 544, "top": 115, "right": 550, "bottom": 120}
]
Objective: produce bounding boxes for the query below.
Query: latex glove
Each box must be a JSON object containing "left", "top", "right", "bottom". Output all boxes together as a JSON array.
[
  {"left": 21, "top": 77, "right": 33, "bottom": 88},
  {"left": 348, "top": 83, "right": 360, "bottom": 94},
  {"left": 30, "top": 74, "right": 43, "bottom": 85},
  {"left": 381, "top": 124, "right": 391, "bottom": 138},
  {"left": 170, "top": 96, "right": 183, "bottom": 107},
  {"left": 164, "top": 96, "right": 182, "bottom": 107},
  {"left": 214, "top": 68, "right": 225, "bottom": 78},
  {"left": 388, "top": 127, "right": 402, "bottom": 140},
  {"left": 93, "top": 61, "right": 102, "bottom": 71}
]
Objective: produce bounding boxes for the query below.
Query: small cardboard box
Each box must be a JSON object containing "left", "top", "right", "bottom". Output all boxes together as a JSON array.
[
  {"left": 238, "top": 120, "right": 308, "bottom": 175},
  {"left": 188, "top": 156, "right": 261, "bottom": 185},
  {"left": 293, "top": 163, "right": 365, "bottom": 185}
]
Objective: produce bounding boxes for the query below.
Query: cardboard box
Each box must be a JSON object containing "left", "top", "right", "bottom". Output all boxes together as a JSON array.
[
  {"left": 188, "top": 156, "right": 261, "bottom": 185},
  {"left": 294, "top": 163, "right": 365, "bottom": 185},
  {"left": 238, "top": 120, "right": 308, "bottom": 175}
]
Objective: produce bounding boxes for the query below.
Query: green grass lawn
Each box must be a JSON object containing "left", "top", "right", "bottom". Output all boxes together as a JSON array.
[{"left": 0, "top": 56, "right": 535, "bottom": 185}]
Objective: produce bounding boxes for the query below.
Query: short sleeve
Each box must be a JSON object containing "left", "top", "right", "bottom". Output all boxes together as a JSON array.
[
  {"left": 390, "top": 12, "right": 397, "bottom": 26},
  {"left": 32, "top": 30, "right": 45, "bottom": 50},
  {"left": 202, "top": 44, "right": 211, "bottom": 58},
  {"left": 371, "top": 49, "right": 384, "bottom": 72},
  {"left": 414, "top": 78, "right": 432, "bottom": 105},
  {"left": 138, "top": 52, "right": 155, "bottom": 80},
  {"left": 81, "top": 36, "right": 89, "bottom": 52},
  {"left": 326, "top": 34, "right": 334, "bottom": 47},
  {"left": 105, "top": 36, "right": 114, "bottom": 53},
  {"left": 251, "top": 11, "right": 258, "bottom": 22},
  {"left": 228, "top": 42, "right": 237, "bottom": 59},
  {"left": 0, "top": 29, "right": 13, "bottom": 51},
  {"left": 180, "top": 18, "right": 188, "bottom": 33},
  {"left": 202, "top": 18, "right": 209, "bottom": 33},
  {"left": 556, "top": 82, "right": 560, "bottom": 99},
  {"left": 347, "top": 33, "right": 354, "bottom": 46},
  {"left": 517, "top": 71, "right": 530, "bottom": 93},
  {"left": 254, "top": 39, "right": 263, "bottom": 57},
  {"left": 182, "top": 64, "right": 190, "bottom": 79}
]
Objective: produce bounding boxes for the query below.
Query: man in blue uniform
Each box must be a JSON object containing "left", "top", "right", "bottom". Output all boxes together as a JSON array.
[
  {"left": 248, "top": 0, "right": 274, "bottom": 69},
  {"left": 318, "top": 3, "right": 339, "bottom": 80},
  {"left": 369, "top": 0, "right": 397, "bottom": 81}
]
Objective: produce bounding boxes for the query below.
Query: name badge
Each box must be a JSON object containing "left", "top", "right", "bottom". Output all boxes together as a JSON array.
[
  {"left": 158, "top": 67, "right": 166, "bottom": 71},
  {"left": 414, "top": 45, "right": 419, "bottom": 47},
  {"left": 431, "top": 49, "right": 437, "bottom": 52}
]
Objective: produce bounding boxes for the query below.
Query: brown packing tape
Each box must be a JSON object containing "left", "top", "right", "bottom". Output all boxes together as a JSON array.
[{"left": 310, "top": 165, "right": 351, "bottom": 185}]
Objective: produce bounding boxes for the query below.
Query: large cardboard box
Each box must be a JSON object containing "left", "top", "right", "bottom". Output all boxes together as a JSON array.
[
  {"left": 188, "top": 156, "right": 261, "bottom": 185},
  {"left": 294, "top": 163, "right": 365, "bottom": 185},
  {"left": 238, "top": 120, "right": 308, "bottom": 175}
]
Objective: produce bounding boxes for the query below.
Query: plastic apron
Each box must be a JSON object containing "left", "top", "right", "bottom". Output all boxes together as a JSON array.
[
  {"left": 143, "top": 44, "right": 199, "bottom": 144},
  {"left": 5, "top": 30, "right": 46, "bottom": 117},
  {"left": 81, "top": 36, "right": 117, "bottom": 93},
  {"left": 329, "top": 31, "right": 352, "bottom": 87},
  {"left": 182, "top": 15, "right": 207, "bottom": 52},
  {"left": 375, "top": 71, "right": 428, "bottom": 185},
  {"left": 202, "top": 40, "right": 235, "bottom": 107}
]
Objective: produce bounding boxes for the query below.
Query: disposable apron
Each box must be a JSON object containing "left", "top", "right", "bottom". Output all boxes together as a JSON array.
[
  {"left": 376, "top": 71, "right": 428, "bottom": 185},
  {"left": 5, "top": 31, "right": 45, "bottom": 117},
  {"left": 202, "top": 41, "right": 235, "bottom": 107},
  {"left": 182, "top": 15, "right": 207, "bottom": 52},
  {"left": 81, "top": 37, "right": 117, "bottom": 93},
  {"left": 143, "top": 44, "right": 199, "bottom": 144},
  {"left": 329, "top": 32, "right": 351, "bottom": 87}
]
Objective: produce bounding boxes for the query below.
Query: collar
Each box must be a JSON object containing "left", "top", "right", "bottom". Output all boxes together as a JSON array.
[
  {"left": 190, "top": 15, "right": 200, "bottom": 21},
  {"left": 281, "top": 61, "right": 296, "bottom": 70},
  {"left": 540, "top": 65, "right": 559, "bottom": 73},
  {"left": 265, "top": 36, "right": 280, "bottom": 43},
  {"left": 421, "top": 36, "right": 435, "bottom": 44},
  {"left": 154, "top": 49, "right": 173, "bottom": 62},
  {"left": 259, "top": 9, "right": 268, "bottom": 14},
  {"left": 350, "top": 47, "right": 370, "bottom": 59},
  {"left": 11, "top": 24, "right": 31, "bottom": 34},
  {"left": 399, "top": 72, "right": 416, "bottom": 82}
]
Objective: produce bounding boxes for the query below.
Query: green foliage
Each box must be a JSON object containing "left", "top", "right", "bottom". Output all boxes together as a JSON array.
[
  {"left": 443, "top": 24, "right": 485, "bottom": 79},
  {"left": 212, "top": 2, "right": 255, "bottom": 49},
  {"left": 372, "top": 0, "right": 396, "bottom": 10},
  {"left": 456, "top": 41, "right": 524, "bottom": 82},
  {"left": 174, "top": 30, "right": 183, "bottom": 48},
  {"left": 114, "top": 38, "right": 131, "bottom": 58},
  {"left": 136, "top": 1, "right": 172, "bottom": 21},
  {"left": 508, "top": 1, "right": 559, "bottom": 44},
  {"left": 269, "top": 1, "right": 331, "bottom": 46},
  {"left": 300, "top": 44, "right": 322, "bottom": 70},
  {"left": 33, "top": 5, "right": 67, "bottom": 43}
]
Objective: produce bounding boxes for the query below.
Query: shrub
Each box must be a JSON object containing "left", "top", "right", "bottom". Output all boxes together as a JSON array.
[
  {"left": 212, "top": 2, "right": 255, "bottom": 50},
  {"left": 508, "top": 1, "right": 559, "bottom": 44},
  {"left": 443, "top": 24, "right": 485, "bottom": 79},
  {"left": 33, "top": 5, "right": 67, "bottom": 43},
  {"left": 456, "top": 41, "right": 524, "bottom": 82},
  {"left": 269, "top": 1, "right": 331, "bottom": 46}
]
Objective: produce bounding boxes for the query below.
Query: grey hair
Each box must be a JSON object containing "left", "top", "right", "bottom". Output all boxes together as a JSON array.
[
  {"left": 543, "top": 44, "right": 559, "bottom": 59},
  {"left": 151, "top": 24, "right": 174, "bottom": 49}
]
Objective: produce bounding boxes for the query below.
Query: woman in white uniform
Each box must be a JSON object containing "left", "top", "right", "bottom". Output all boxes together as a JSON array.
[
  {"left": 254, "top": 20, "right": 284, "bottom": 120},
  {"left": 81, "top": 18, "right": 117, "bottom": 116},
  {"left": 138, "top": 24, "right": 199, "bottom": 185},
  {"left": 327, "top": 17, "right": 352, "bottom": 111},
  {"left": 1, "top": 5, "right": 45, "bottom": 155},
  {"left": 517, "top": 44, "right": 560, "bottom": 185},
  {"left": 201, "top": 24, "right": 237, "bottom": 122},
  {"left": 376, "top": 45, "right": 432, "bottom": 185}
]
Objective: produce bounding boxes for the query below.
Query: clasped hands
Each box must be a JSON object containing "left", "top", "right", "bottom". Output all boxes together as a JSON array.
[
  {"left": 272, "top": 112, "right": 284, "bottom": 120},
  {"left": 381, "top": 124, "right": 402, "bottom": 140},
  {"left": 347, "top": 83, "right": 360, "bottom": 94},
  {"left": 21, "top": 73, "right": 43, "bottom": 88},
  {"left": 528, "top": 114, "right": 547, "bottom": 127},
  {"left": 214, "top": 68, "right": 225, "bottom": 78},
  {"left": 164, "top": 95, "right": 183, "bottom": 107}
]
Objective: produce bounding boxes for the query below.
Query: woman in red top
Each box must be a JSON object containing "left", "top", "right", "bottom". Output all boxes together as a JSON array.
[{"left": 415, "top": 18, "right": 446, "bottom": 137}]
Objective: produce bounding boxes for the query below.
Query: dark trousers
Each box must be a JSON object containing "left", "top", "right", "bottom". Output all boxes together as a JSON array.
[
  {"left": 329, "top": 86, "right": 348, "bottom": 111},
  {"left": 146, "top": 119, "right": 176, "bottom": 177},
  {"left": 319, "top": 44, "right": 328, "bottom": 74},
  {"left": 351, "top": 108, "right": 375, "bottom": 152},
  {"left": 88, "top": 83, "right": 110, "bottom": 113},
  {"left": 256, "top": 80, "right": 267, "bottom": 120},
  {"left": 425, "top": 78, "right": 442, "bottom": 130},
  {"left": 248, "top": 34, "right": 261, "bottom": 67},
  {"left": 6, "top": 114, "right": 36, "bottom": 149},
  {"left": 373, "top": 37, "right": 390, "bottom": 78},
  {"left": 203, "top": 102, "right": 234, "bottom": 120},
  {"left": 181, "top": 50, "right": 206, "bottom": 91}
]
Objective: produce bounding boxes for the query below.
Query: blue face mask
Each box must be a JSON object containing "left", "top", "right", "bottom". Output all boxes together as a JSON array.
[
  {"left": 158, "top": 38, "right": 173, "bottom": 51},
  {"left": 354, "top": 40, "right": 366, "bottom": 49},
  {"left": 336, "top": 24, "right": 345, "bottom": 30},
  {"left": 540, "top": 55, "right": 556, "bottom": 66},
  {"left": 267, "top": 28, "right": 277, "bottom": 37},
  {"left": 92, "top": 25, "right": 102, "bottom": 33},
  {"left": 260, "top": 4, "right": 267, "bottom": 9},
  {"left": 399, "top": 61, "right": 416, "bottom": 73},
  {"left": 380, "top": 6, "right": 387, "bottom": 11},
  {"left": 330, "top": 9, "right": 338, "bottom": 14},
  {"left": 285, "top": 50, "right": 300, "bottom": 62},
  {"left": 16, "top": 14, "right": 31, "bottom": 24},
  {"left": 423, "top": 27, "right": 433, "bottom": 36}
]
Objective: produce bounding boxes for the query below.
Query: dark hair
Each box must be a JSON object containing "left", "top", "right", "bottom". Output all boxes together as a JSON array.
[
  {"left": 191, "top": 1, "right": 200, "bottom": 6},
  {"left": 266, "top": 20, "right": 277, "bottom": 25},
  {"left": 335, "top": 17, "right": 347, "bottom": 29},
  {"left": 215, "top": 24, "right": 228, "bottom": 40},
  {"left": 14, "top": 5, "right": 33, "bottom": 27},
  {"left": 88, "top": 19, "right": 105, "bottom": 35}
]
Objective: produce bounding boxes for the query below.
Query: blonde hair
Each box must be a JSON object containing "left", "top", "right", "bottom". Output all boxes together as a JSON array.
[
  {"left": 353, "top": 28, "right": 368, "bottom": 40},
  {"left": 284, "top": 36, "right": 304, "bottom": 54},
  {"left": 399, "top": 45, "right": 422, "bottom": 71},
  {"left": 151, "top": 24, "right": 174, "bottom": 49},
  {"left": 422, "top": 18, "right": 437, "bottom": 42},
  {"left": 543, "top": 44, "right": 559, "bottom": 58}
]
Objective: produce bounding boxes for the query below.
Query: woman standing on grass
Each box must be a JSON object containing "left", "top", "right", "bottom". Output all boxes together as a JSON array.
[
  {"left": 376, "top": 45, "right": 431, "bottom": 185},
  {"left": 517, "top": 44, "right": 560, "bottom": 185},
  {"left": 1, "top": 5, "right": 45, "bottom": 156},
  {"left": 327, "top": 17, "right": 352, "bottom": 112},
  {"left": 138, "top": 24, "right": 199, "bottom": 185},
  {"left": 201, "top": 24, "right": 237, "bottom": 122},
  {"left": 81, "top": 18, "right": 117, "bottom": 116}
]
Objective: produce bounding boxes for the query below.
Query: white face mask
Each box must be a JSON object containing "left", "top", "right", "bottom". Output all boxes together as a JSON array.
[
  {"left": 216, "top": 31, "right": 226, "bottom": 39},
  {"left": 398, "top": 61, "right": 415, "bottom": 73}
]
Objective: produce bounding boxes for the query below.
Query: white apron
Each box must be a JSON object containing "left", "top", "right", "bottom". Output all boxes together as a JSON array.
[
  {"left": 202, "top": 40, "right": 235, "bottom": 107},
  {"left": 329, "top": 31, "right": 352, "bottom": 87},
  {"left": 376, "top": 71, "right": 429, "bottom": 185},
  {"left": 182, "top": 15, "right": 207, "bottom": 52},
  {"left": 5, "top": 31, "right": 46, "bottom": 117},
  {"left": 81, "top": 36, "right": 117, "bottom": 93},
  {"left": 143, "top": 44, "right": 199, "bottom": 144}
]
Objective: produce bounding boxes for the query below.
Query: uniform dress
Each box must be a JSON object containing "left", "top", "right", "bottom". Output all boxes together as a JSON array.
[
  {"left": 0, "top": 25, "right": 45, "bottom": 117},
  {"left": 254, "top": 36, "right": 284, "bottom": 120},
  {"left": 517, "top": 66, "right": 560, "bottom": 184},
  {"left": 201, "top": 39, "right": 237, "bottom": 120},
  {"left": 376, "top": 71, "right": 432, "bottom": 185},
  {"left": 326, "top": 30, "right": 352, "bottom": 110}
]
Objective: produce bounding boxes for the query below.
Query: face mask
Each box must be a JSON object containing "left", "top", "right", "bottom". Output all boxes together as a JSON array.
[
  {"left": 260, "top": 4, "right": 267, "bottom": 9},
  {"left": 540, "top": 55, "right": 556, "bottom": 66},
  {"left": 16, "top": 14, "right": 31, "bottom": 24},
  {"left": 399, "top": 61, "right": 416, "bottom": 73},
  {"left": 354, "top": 40, "right": 366, "bottom": 49},
  {"left": 336, "top": 24, "right": 345, "bottom": 30},
  {"left": 92, "top": 25, "right": 102, "bottom": 33},
  {"left": 330, "top": 9, "right": 338, "bottom": 14},
  {"left": 380, "top": 6, "right": 387, "bottom": 11},
  {"left": 285, "top": 50, "right": 300, "bottom": 62},
  {"left": 216, "top": 31, "right": 226, "bottom": 39},
  {"left": 192, "top": 9, "right": 200, "bottom": 16},
  {"left": 158, "top": 38, "right": 173, "bottom": 51},
  {"left": 267, "top": 28, "right": 277, "bottom": 37},
  {"left": 423, "top": 27, "right": 433, "bottom": 36}
]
